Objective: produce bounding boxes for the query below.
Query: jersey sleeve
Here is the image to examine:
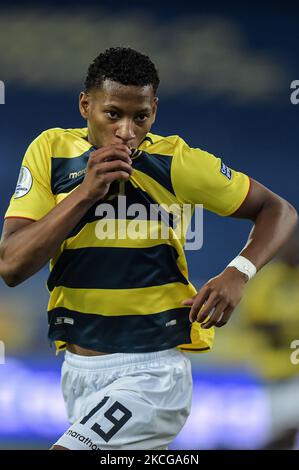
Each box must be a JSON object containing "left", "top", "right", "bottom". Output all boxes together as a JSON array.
[
  {"left": 4, "top": 131, "right": 55, "bottom": 221},
  {"left": 171, "top": 137, "right": 250, "bottom": 216}
]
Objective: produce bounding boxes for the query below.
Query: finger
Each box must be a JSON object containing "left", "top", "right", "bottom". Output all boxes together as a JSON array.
[
  {"left": 181, "top": 296, "right": 196, "bottom": 306},
  {"left": 201, "top": 300, "right": 228, "bottom": 329},
  {"left": 90, "top": 147, "right": 132, "bottom": 165},
  {"left": 92, "top": 144, "right": 132, "bottom": 156},
  {"left": 104, "top": 144, "right": 132, "bottom": 156},
  {"left": 189, "top": 287, "right": 211, "bottom": 322},
  {"left": 103, "top": 171, "right": 131, "bottom": 184},
  {"left": 95, "top": 160, "right": 133, "bottom": 175},
  {"left": 214, "top": 306, "right": 234, "bottom": 328},
  {"left": 194, "top": 291, "right": 219, "bottom": 323},
  {"left": 195, "top": 292, "right": 218, "bottom": 323},
  {"left": 103, "top": 153, "right": 132, "bottom": 164}
]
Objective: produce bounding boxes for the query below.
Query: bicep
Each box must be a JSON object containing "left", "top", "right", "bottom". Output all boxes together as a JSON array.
[
  {"left": 1, "top": 217, "right": 36, "bottom": 243},
  {"left": 231, "top": 178, "right": 284, "bottom": 220}
]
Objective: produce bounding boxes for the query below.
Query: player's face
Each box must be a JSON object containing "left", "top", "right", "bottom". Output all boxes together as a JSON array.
[{"left": 79, "top": 79, "right": 158, "bottom": 149}]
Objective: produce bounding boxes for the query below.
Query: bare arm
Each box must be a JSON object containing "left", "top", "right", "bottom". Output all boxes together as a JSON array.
[
  {"left": 232, "top": 178, "right": 298, "bottom": 270},
  {"left": 0, "top": 144, "right": 132, "bottom": 287},
  {"left": 183, "top": 179, "right": 298, "bottom": 328},
  {"left": 0, "top": 189, "right": 96, "bottom": 286}
]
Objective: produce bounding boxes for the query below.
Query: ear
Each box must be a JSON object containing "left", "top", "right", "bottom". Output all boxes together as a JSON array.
[
  {"left": 151, "top": 97, "right": 159, "bottom": 124},
  {"left": 79, "top": 91, "right": 91, "bottom": 120}
]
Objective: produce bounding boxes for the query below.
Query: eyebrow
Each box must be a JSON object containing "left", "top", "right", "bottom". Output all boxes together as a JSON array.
[{"left": 103, "top": 104, "right": 151, "bottom": 113}]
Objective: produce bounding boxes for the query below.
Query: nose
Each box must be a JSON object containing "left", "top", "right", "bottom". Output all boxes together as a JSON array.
[{"left": 115, "top": 119, "right": 136, "bottom": 145}]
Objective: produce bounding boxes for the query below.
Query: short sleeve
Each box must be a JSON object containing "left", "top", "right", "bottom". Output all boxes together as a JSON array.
[
  {"left": 171, "top": 138, "right": 250, "bottom": 216},
  {"left": 4, "top": 131, "right": 55, "bottom": 221}
]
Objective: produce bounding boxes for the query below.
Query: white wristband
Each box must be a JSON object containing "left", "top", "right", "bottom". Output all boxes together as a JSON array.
[{"left": 227, "top": 255, "right": 257, "bottom": 281}]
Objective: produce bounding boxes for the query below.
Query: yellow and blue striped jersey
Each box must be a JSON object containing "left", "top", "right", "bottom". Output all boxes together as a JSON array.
[{"left": 4, "top": 128, "right": 250, "bottom": 354}]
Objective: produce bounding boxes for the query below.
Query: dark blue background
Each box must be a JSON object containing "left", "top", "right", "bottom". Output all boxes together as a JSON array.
[{"left": 0, "top": 0, "right": 298, "bottom": 282}]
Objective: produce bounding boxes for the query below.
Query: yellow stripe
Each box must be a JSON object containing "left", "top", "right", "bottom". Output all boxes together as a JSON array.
[
  {"left": 130, "top": 169, "right": 178, "bottom": 207},
  {"left": 64, "top": 220, "right": 190, "bottom": 286},
  {"left": 65, "top": 219, "right": 179, "bottom": 248},
  {"left": 48, "top": 281, "right": 197, "bottom": 316},
  {"left": 130, "top": 170, "right": 193, "bottom": 245}
]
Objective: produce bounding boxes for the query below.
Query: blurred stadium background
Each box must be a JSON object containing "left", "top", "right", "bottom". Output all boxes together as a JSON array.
[{"left": 0, "top": 0, "right": 298, "bottom": 450}]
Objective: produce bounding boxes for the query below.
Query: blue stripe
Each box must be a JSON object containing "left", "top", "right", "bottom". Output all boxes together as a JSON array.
[
  {"left": 47, "top": 245, "right": 188, "bottom": 291},
  {"left": 51, "top": 147, "right": 96, "bottom": 195},
  {"left": 133, "top": 151, "right": 175, "bottom": 195},
  {"left": 51, "top": 148, "right": 174, "bottom": 197},
  {"left": 48, "top": 307, "right": 191, "bottom": 353},
  {"left": 65, "top": 181, "right": 176, "bottom": 239}
]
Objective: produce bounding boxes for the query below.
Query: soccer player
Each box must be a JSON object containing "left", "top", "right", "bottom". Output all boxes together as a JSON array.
[{"left": 0, "top": 47, "right": 297, "bottom": 450}]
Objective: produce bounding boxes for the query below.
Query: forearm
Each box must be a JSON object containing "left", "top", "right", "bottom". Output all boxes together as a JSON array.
[
  {"left": 239, "top": 198, "right": 298, "bottom": 271},
  {"left": 186, "top": 182, "right": 298, "bottom": 328},
  {"left": 0, "top": 186, "right": 97, "bottom": 286}
]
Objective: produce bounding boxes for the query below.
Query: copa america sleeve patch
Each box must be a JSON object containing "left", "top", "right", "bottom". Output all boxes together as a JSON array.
[
  {"left": 220, "top": 162, "right": 232, "bottom": 180},
  {"left": 14, "top": 166, "right": 33, "bottom": 199}
]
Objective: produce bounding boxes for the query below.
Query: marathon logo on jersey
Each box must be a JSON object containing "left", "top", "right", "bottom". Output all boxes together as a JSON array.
[
  {"left": 220, "top": 161, "right": 232, "bottom": 180},
  {"left": 69, "top": 168, "right": 86, "bottom": 179},
  {"left": 14, "top": 166, "right": 33, "bottom": 198},
  {"left": 55, "top": 317, "right": 74, "bottom": 325}
]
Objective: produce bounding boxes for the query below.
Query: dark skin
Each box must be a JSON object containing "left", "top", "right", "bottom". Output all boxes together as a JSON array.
[
  {"left": 0, "top": 80, "right": 297, "bottom": 450},
  {"left": 0, "top": 81, "right": 158, "bottom": 359},
  {"left": 0, "top": 80, "right": 297, "bottom": 327},
  {"left": 80, "top": 80, "right": 158, "bottom": 150},
  {"left": 183, "top": 179, "right": 298, "bottom": 328}
]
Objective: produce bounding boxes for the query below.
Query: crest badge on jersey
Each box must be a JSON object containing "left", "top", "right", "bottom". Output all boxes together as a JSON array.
[
  {"left": 220, "top": 161, "right": 232, "bottom": 180},
  {"left": 14, "top": 166, "right": 33, "bottom": 198}
]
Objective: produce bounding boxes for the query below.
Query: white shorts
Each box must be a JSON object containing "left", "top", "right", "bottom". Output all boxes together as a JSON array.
[{"left": 54, "top": 348, "right": 192, "bottom": 450}]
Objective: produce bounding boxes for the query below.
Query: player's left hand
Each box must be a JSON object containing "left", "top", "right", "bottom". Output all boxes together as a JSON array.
[{"left": 181, "top": 267, "right": 248, "bottom": 329}]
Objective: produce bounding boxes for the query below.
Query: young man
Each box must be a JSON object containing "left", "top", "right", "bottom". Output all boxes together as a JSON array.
[{"left": 0, "top": 47, "right": 297, "bottom": 450}]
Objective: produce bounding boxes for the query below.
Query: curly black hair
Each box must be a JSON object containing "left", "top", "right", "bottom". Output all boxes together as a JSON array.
[{"left": 84, "top": 47, "right": 160, "bottom": 94}]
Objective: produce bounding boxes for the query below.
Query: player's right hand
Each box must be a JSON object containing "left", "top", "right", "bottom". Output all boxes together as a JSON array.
[{"left": 79, "top": 144, "right": 133, "bottom": 201}]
